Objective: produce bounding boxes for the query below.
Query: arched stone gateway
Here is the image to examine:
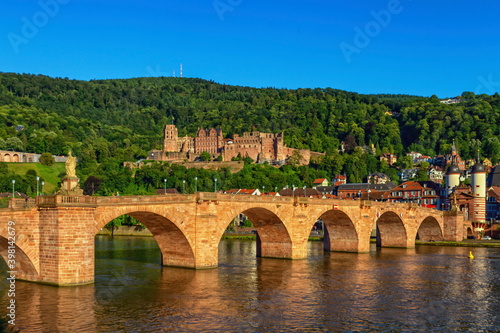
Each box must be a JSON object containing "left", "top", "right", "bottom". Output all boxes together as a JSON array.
[
  {"left": 0, "top": 193, "right": 466, "bottom": 286},
  {"left": 96, "top": 211, "right": 196, "bottom": 269},
  {"left": 376, "top": 211, "right": 409, "bottom": 248},
  {"left": 226, "top": 207, "right": 293, "bottom": 259},
  {"left": 320, "top": 209, "right": 361, "bottom": 253},
  {"left": 466, "top": 227, "right": 474, "bottom": 239},
  {"left": 0, "top": 236, "right": 39, "bottom": 281},
  {"left": 416, "top": 217, "right": 444, "bottom": 241}
]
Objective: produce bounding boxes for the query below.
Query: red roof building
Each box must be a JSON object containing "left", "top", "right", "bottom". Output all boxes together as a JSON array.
[
  {"left": 313, "top": 178, "right": 329, "bottom": 187},
  {"left": 388, "top": 181, "right": 443, "bottom": 208}
]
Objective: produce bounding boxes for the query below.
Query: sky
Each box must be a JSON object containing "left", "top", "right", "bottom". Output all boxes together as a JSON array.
[{"left": 1, "top": 0, "right": 499, "bottom": 98}]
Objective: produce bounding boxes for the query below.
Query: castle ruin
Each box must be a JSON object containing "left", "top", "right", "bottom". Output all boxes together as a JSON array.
[{"left": 148, "top": 125, "right": 319, "bottom": 165}]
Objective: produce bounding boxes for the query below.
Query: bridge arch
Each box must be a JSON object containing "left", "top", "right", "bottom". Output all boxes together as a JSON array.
[
  {"left": 416, "top": 216, "right": 444, "bottom": 241},
  {"left": 0, "top": 236, "right": 39, "bottom": 281},
  {"left": 95, "top": 209, "right": 195, "bottom": 269},
  {"left": 319, "top": 209, "right": 360, "bottom": 253},
  {"left": 376, "top": 211, "right": 408, "bottom": 248},
  {"left": 225, "top": 207, "right": 293, "bottom": 259}
]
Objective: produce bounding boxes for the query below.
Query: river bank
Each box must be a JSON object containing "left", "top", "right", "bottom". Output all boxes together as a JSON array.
[
  {"left": 97, "top": 227, "right": 500, "bottom": 248},
  {"left": 417, "top": 239, "right": 500, "bottom": 248}
]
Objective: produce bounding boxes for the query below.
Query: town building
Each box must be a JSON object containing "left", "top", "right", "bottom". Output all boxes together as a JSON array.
[
  {"left": 428, "top": 166, "right": 444, "bottom": 184},
  {"left": 487, "top": 164, "right": 500, "bottom": 187},
  {"left": 406, "top": 151, "right": 423, "bottom": 164},
  {"left": 156, "top": 188, "right": 180, "bottom": 195},
  {"left": 379, "top": 153, "right": 397, "bottom": 166},
  {"left": 312, "top": 178, "right": 329, "bottom": 187},
  {"left": 315, "top": 186, "right": 336, "bottom": 197},
  {"left": 368, "top": 172, "right": 391, "bottom": 184},
  {"left": 279, "top": 188, "right": 324, "bottom": 198},
  {"left": 433, "top": 142, "right": 466, "bottom": 170},
  {"left": 336, "top": 183, "right": 395, "bottom": 201},
  {"left": 225, "top": 189, "right": 261, "bottom": 195},
  {"left": 400, "top": 168, "right": 418, "bottom": 182},
  {"left": 388, "top": 181, "right": 444, "bottom": 208},
  {"left": 332, "top": 175, "right": 347, "bottom": 186},
  {"left": 486, "top": 187, "right": 500, "bottom": 222}
]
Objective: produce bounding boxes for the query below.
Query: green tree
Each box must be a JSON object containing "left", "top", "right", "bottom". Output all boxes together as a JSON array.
[
  {"left": 39, "top": 153, "right": 55, "bottom": 166},
  {"left": 200, "top": 151, "right": 211, "bottom": 161},
  {"left": 416, "top": 161, "right": 430, "bottom": 181}
]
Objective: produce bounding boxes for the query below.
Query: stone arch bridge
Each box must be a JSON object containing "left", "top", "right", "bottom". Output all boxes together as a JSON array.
[{"left": 0, "top": 193, "right": 465, "bottom": 286}]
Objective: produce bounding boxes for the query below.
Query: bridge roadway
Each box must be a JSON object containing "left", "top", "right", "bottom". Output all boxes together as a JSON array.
[{"left": 0, "top": 192, "right": 465, "bottom": 286}]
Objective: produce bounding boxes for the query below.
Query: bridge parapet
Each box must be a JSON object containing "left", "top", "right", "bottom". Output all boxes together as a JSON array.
[
  {"left": 8, "top": 198, "right": 36, "bottom": 209},
  {"left": 197, "top": 192, "right": 294, "bottom": 204},
  {"left": 301, "top": 197, "right": 364, "bottom": 207},
  {"left": 97, "top": 194, "right": 195, "bottom": 205},
  {"left": 37, "top": 195, "right": 98, "bottom": 208}
]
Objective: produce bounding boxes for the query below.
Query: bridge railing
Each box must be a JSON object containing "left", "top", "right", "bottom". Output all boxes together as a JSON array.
[
  {"left": 37, "top": 195, "right": 98, "bottom": 207},
  {"left": 205, "top": 192, "right": 293, "bottom": 204},
  {"left": 97, "top": 194, "right": 196, "bottom": 205},
  {"left": 8, "top": 198, "right": 36, "bottom": 209}
]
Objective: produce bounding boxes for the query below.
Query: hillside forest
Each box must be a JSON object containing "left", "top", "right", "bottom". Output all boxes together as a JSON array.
[{"left": 0, "top": 72, "right": 499, "bottom": 197}]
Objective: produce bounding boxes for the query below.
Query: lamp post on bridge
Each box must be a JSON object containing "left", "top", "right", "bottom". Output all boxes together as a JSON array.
[
  {"left": 163, "top": 178, "right": 167, "bottom": 195},
  {"left": 194, "top": 177, "right": 198, "bottom": 193},
  {"left": 36, "top": 176, "right": 40, "bottom": 197},
  {"left": 214, "top": 178, "right": 218, "bottom": 193},
  {"left": 303, "top": 185, "right": 306, "bottom": 197},
  {"left": 292, "top": 185, "right": 296, "bottom": 198},
  {"left": 368, "top": 188, "right": 371, "bottom": 200},
  {"left": 182, "top": 180, "right": 186, "bottom": 194},
  {"left": 12, "top": 179, "right": 15, "bottom": 198},
  {"left": 41, "top": 181, "right": 44, "bottom": 195}
]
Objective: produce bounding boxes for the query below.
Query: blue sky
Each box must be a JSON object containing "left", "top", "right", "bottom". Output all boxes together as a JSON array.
[{"left": 1, "top": 0, "right": 499, "bottom": 97}]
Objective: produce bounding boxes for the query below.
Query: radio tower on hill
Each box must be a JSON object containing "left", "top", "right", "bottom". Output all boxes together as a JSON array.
[{"left": 180, "top": 64, "right": 183, "bottom": 78}]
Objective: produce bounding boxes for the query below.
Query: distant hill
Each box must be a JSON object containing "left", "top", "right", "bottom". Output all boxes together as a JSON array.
[{"left": 0, "top": 72, "right": 498, "bottom": 166}]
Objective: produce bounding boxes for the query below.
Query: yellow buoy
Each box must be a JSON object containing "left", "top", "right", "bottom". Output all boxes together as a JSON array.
[{"left": 468, "top": 251, "right": 474, "bottom": 259}]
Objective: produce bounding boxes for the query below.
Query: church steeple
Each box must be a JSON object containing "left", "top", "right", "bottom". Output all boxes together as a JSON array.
[
  {"left": 445, "top": 160, "right": 461, "bottom": 197},
  {"left": 451, "top": 139, "right": 457, "bottom": 155}
]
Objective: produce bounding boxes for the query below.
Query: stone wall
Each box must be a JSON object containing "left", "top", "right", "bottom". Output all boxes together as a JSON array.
[{"left": 178, "top": 161, "right": 244, "bottom": 173}]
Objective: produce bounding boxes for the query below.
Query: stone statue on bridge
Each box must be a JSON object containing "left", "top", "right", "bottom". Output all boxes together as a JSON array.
[
  {"left": 58, "top": 150, "right": 83, "bottom": 195},
  {"left": 65, "top": 151, "right": 77, "bottom": 178}
]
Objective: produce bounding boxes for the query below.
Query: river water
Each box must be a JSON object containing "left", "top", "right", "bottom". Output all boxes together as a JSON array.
[{"left": 2, "top": 236, "right": 500, "bottom": 332}]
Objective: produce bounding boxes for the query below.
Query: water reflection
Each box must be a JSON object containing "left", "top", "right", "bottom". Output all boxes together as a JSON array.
[{"left": 1, "top": 238, "right": 500, "bottom": 332}]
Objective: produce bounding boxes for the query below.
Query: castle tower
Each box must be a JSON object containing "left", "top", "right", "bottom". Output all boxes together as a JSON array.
[
  {"left": 163, "top": 125, "right": 179, "bottom": 152},
  {"left": 445, "top": 162, "right": 461, "bottom": 197},
  {"left": 274, "top": 132, "right": 285, "bottom": 162},
  {"left": 470, "top": 154, "right": 486, "bottom": 222}
]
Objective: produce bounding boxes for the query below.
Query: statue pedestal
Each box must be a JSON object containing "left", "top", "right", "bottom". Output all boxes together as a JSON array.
[{"left": 58, "top": 177, "right": 83, "bottom": 195}]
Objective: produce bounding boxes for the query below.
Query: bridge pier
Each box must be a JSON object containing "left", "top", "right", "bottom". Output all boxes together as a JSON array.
[
  {"left": 252, "top": 210, "right": 309, "bottom": 260},
  {"left": 256, "top": 233, "right": 308, "bottom": 260},
  {"left": 36, "top": 196, "right": 98, "bottom": 286},
  {"left": 443, "top": 210, "right": 466, "bottom": 241}
]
